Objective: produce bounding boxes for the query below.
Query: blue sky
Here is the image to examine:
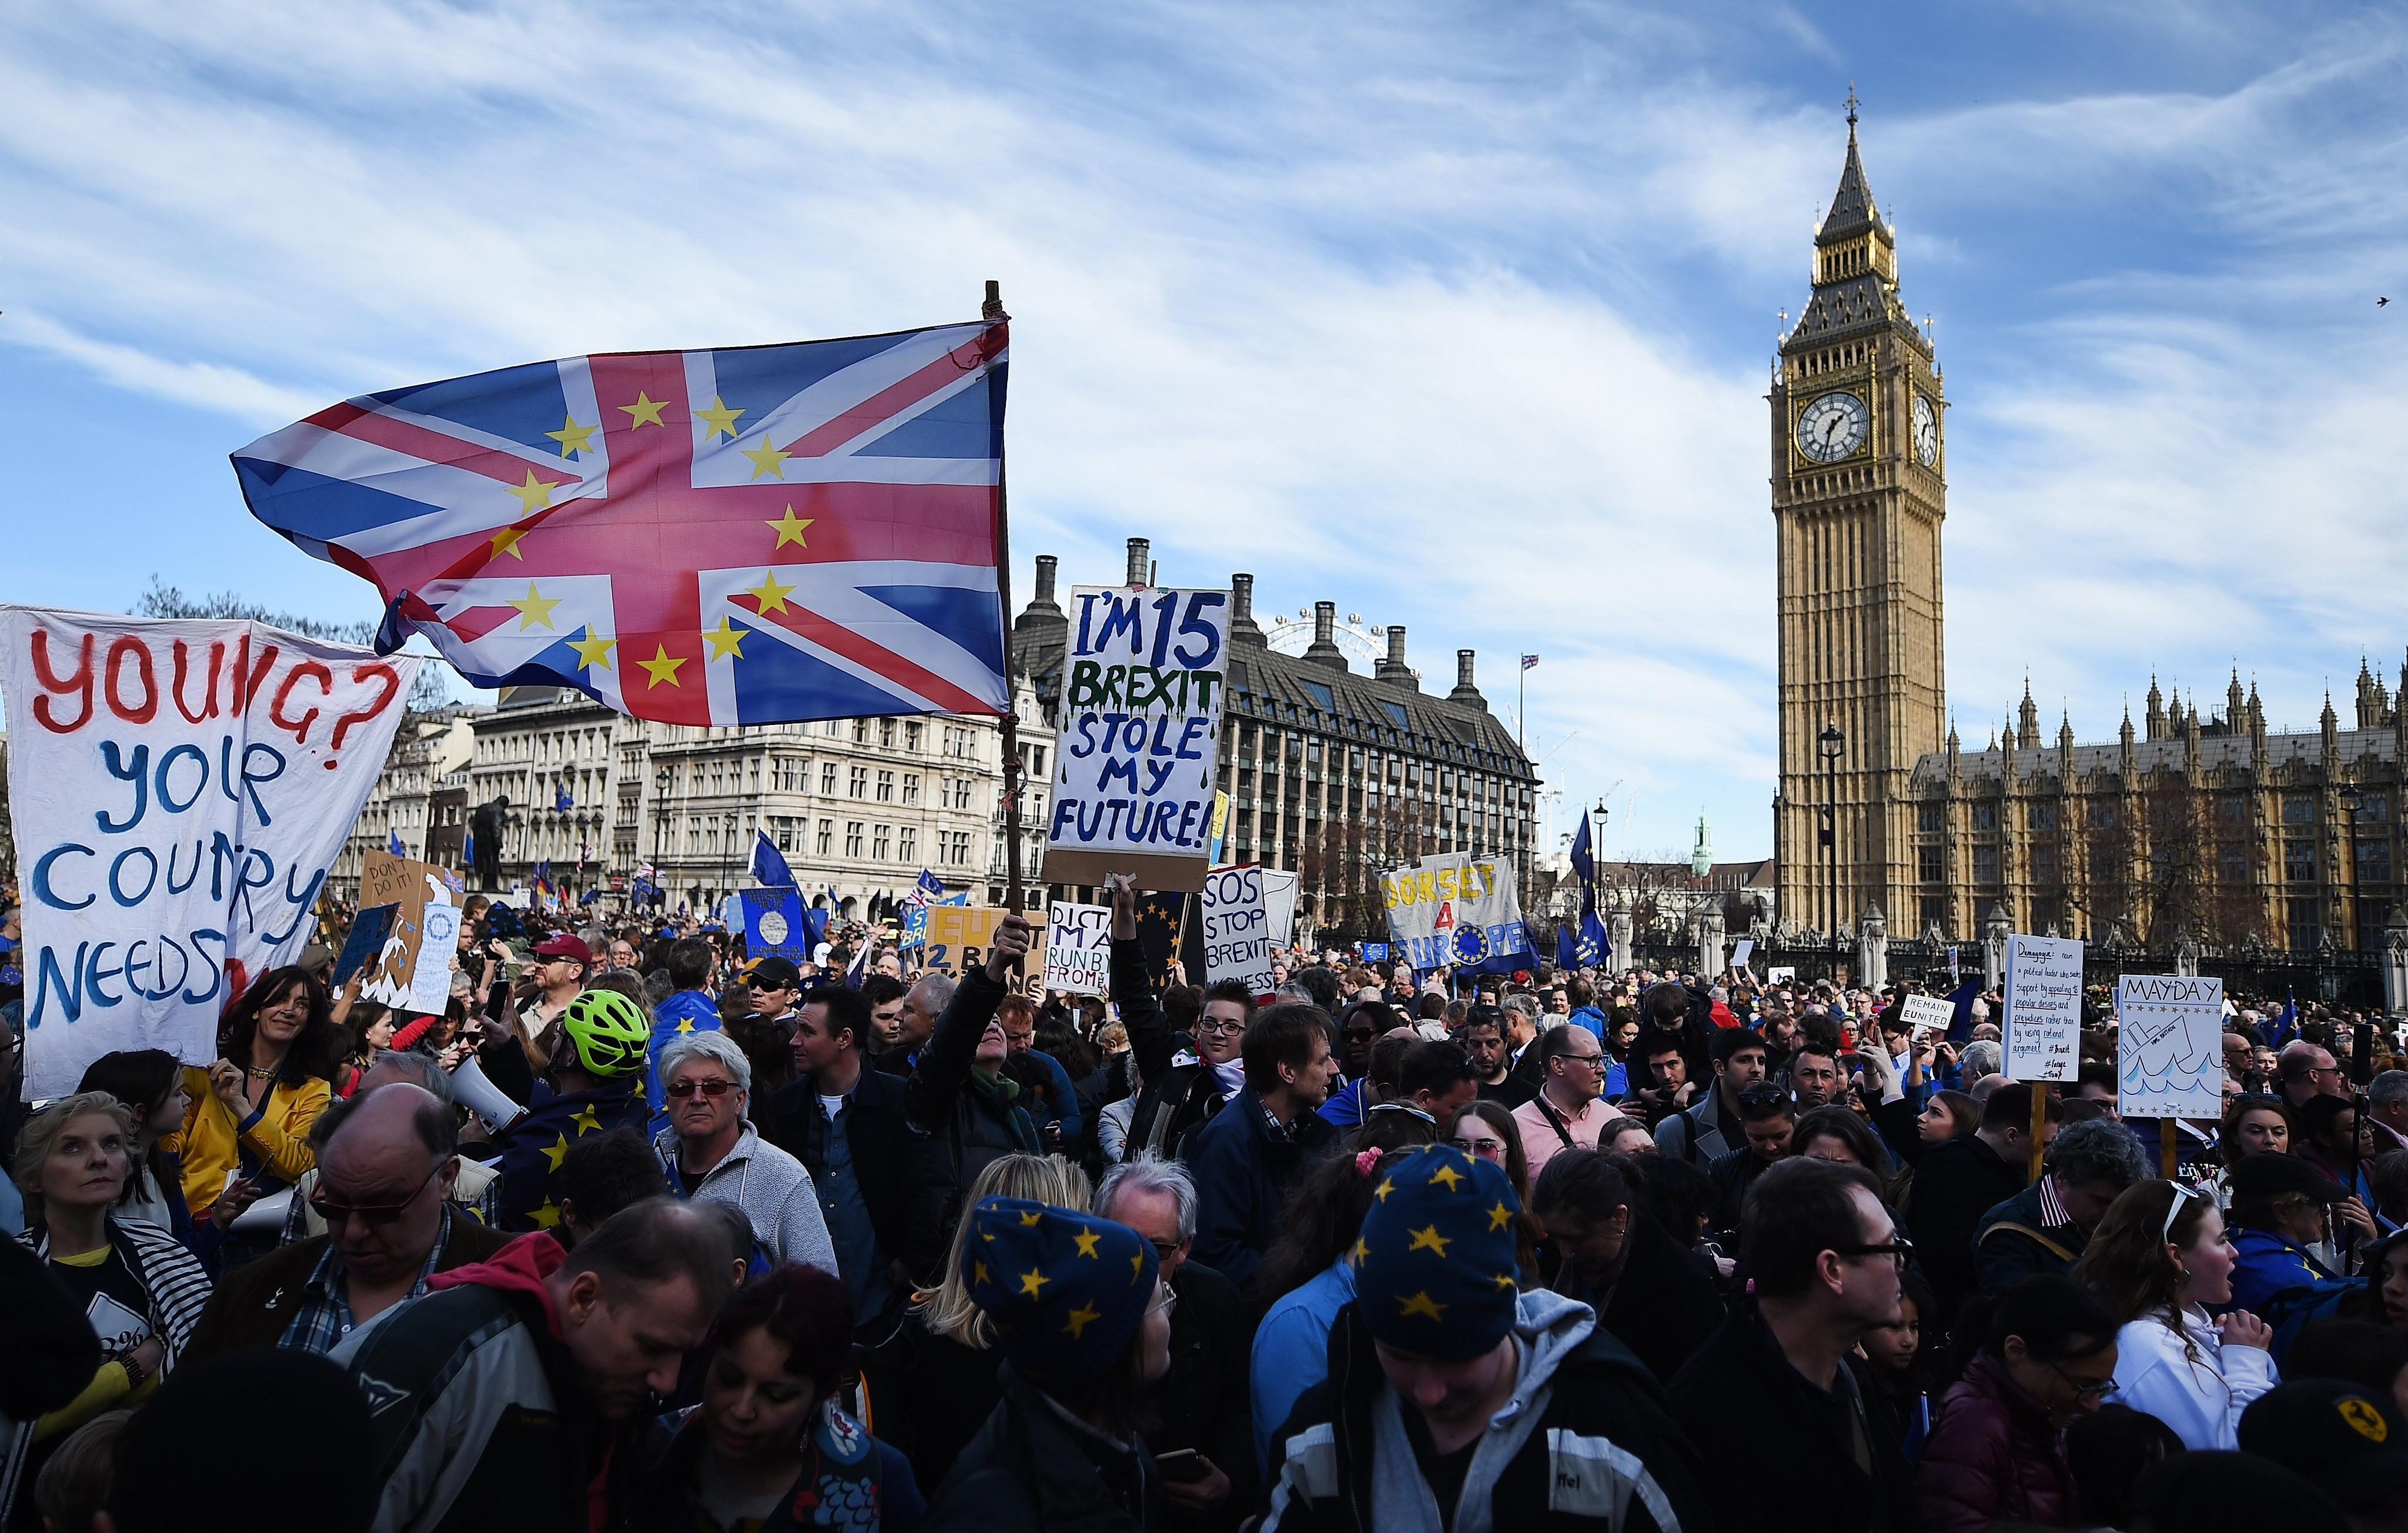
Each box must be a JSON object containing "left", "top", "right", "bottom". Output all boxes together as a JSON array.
[{"left": 4, "top": 0, "right": 2405, "bottom": 864}]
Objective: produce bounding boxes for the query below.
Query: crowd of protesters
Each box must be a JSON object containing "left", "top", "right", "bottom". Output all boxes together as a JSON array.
[{"left": 7, "top": 881, "right": 2408, "bottom": 1533}]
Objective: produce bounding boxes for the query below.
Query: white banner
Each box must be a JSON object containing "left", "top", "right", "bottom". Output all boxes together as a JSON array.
[
  {"left": 2003, "top": 933, "right": 2084, "bottom": 1083},
  {"left": 1199, "top": 864, "right": 1276, "bottom": 996},
  {"left": 1378, "top": 851, "right": 1526, "bottom": 972},
  {"left": 3, "top": 608, "right": 419, "bottom": 1098},
  {"left": 2116, "top": 974, "right": 2225, "bottom": 1120},
  {"left": 1042, "top": 901, "right": 1111, "bottom": 996},
  {"left": 1260, "top": 867, "right": 1300, "bottom": 951},
  {"left": 1042, "top": 586, "right": 1230, "bottom": 891},
  {"left": 1898, "top": 993, "right": 1955, "bottom": 1036}
]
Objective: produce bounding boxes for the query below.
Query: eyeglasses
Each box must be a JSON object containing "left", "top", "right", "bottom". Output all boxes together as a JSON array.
[
  {"left": 1561, "top": 1053, "right": 1604, "bottom": 1069},
  {"left": 312, "top": 1166, "right": 440, "bottom": 1229},
  {"left": 2160, "top": 1182, "right": 2199, "bottom": 1241},
  {"left": 1197, "top": 1018, "right": 1247, "bottom": 1037},
  {"left": 666, "top": 1078, "right": 738, "bottom": 1100},
  {"left": 2049, "top": 1362, "right": 2116, "bottom": 1401},
  {"left": 744, "top": 978, "right": 792, "bottom": 992},
  {"left": 1832, "top": 1233, "right": 1914, "bottom": 1265},
  {"left": 1456, "top": 1135, "right": 1507, "bottom": 1159}
]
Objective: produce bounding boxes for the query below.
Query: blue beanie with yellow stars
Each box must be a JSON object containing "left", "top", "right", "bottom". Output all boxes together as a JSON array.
[
  {"left": 1355, "top": 1143, "right": 1523, "bottom": 1362},
  {"left": 961, "top": 1195, "right": 1161, "bottom": 1392}
]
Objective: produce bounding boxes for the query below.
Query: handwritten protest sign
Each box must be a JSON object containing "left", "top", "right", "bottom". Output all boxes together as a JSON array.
[
  {"left": 3, "top": 608, "right": 418, "bottom": 1098},
  {"left": 356, "top": 848, "right": 461, "bottom": 1014},
  {"left": 1899, "top": 993, "right": 1955, "bottom": 1036},
  {"left": 924, "top": 904, "right": 1046, "bottom": 993},
  {"left": 1043, "top": 902, "right": 1111, "bottom": 996},
  {"left": 2002, "top": 933, "right": 2084, "bottom": 1082},
  {"left": 1199, "top": 865, "right": 1276, "bottom": 997},
  {"left": 1379, "top": 852, "right": 1526, "bottom": 973},
  {"left": 1044, "top": 586, "right": 1230, "bottom": 892},
  {"left": 2116, "top": 974, "right": 2225, "bottom": 1120}
]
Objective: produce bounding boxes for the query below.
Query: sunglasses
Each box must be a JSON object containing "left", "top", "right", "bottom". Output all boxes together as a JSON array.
[
  {"left": 312, "top": 1166, "right": 440, "bottom": 1229},
  {"left": 666, "top": 1078, "right": 737, "bottom": 1100},
  {"left": 2160, "top": 1183, "right": 2199, "bottom": 1241},
  {"left": 745, "top": 978, "right": 792, "bottom": 992},
  {"left": 1456, "top": 1135, "right": 1508, "bottom": 1159}
]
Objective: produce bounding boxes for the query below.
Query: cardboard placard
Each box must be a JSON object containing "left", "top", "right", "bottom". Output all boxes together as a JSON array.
[
  {"left": 357, "top": 849, "right": 462, "bottom": 1014},
  {"left": 1199, "top": 864, "right": 1276, "bottom": 997},
  {"left": 1898, "top": 993, "right": 1955, "bottom": 1036},
  {"left": 1043, "top": 902, "right": 1111, "bottom": 996},
  {"left": 1042, "top": 585, "right": 1230, "bottom": 892},
  {"left": 2116, "top": 974, "right": 2225, "bottom": 1120},
  {"left": 2003, "top": 933, "right": 2084, "bottom": 1082},
  {"left": 1731, "top": 938, "right": 1755, "bottom": 970},
  {"left": 923, "top": 905, "right": 1046, "bottom": 990}
]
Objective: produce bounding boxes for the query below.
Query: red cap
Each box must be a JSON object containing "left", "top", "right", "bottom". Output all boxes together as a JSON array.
[{"left": 532, "top": 933, "right": 591, "bottom": 964}]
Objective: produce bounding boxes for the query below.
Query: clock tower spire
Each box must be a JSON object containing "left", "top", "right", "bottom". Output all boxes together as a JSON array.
[{"left": 1771, "top": 101, "right": 1949, "bottom": 939}]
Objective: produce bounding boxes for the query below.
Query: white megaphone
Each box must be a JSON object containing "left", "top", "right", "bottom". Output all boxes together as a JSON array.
[{"left": 450, "top": 1054, "right": 528, "bottom": 1137}]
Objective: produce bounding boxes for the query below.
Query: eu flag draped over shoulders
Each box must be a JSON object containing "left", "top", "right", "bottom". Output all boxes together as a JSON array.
[{"left": 230, "top": 321, "right": 1012, "bottom": 726}]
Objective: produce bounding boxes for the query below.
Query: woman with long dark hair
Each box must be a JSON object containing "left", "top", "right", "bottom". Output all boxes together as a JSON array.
[
  {"left": 1248, "top": 1144, "right": 1407, "bottom": 1474},
  {"left": 649, "top": 1263, "right": 924, "bottom": 1531},
  {"left": 1915, "top": 1273, "right": 2118, "bottom": 1529},
  {"left": 73, "top": 1051, "right": 192, "bottom": 1241},
  {"left": 2073, "top": 1179, "right": 2277, "bottom": 1449},
  {"left": 162, "top": 965, "right": 338, "bottom": 1230}
]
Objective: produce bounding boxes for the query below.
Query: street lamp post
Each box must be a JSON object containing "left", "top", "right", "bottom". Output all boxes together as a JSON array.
[
  {"left": 720, "top": 811, "right": 739, "bottom": 913},
  {"left": 653, "top": 767, "right": 672, "bottom": 911},
  {"left": 1818, "top": 722, "right": 1846, "bottom": 942}
]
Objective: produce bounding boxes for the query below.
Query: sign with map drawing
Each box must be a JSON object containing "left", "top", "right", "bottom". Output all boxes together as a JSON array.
[{"left": 2116, "top": 974, "right": 2225, "bottom": 1120}]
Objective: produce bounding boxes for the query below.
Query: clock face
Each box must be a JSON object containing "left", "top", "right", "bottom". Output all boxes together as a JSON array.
[
  {"left": 1795, "top": 390, "right": 1870, "bottom": 463},
  {"left": 1911, "top": 395, "right": 1938, "bottom": 467}
]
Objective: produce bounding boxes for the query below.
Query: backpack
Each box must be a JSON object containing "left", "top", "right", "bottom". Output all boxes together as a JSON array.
[{"left": 2255, "top": 1277, "right": 2362, "bottom": 1367}]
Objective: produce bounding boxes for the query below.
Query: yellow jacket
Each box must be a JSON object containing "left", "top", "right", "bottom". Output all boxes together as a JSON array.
[{"left": 164, "top": 1067, "right": 330, "bottom": 1217}]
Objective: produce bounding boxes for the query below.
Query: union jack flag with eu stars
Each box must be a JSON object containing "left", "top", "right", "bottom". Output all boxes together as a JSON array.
[{"left": 231, "top": 320, "right": 1012, "bottom": 726}]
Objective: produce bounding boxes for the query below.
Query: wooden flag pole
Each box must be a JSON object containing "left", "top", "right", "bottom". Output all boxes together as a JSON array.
[
  {"left": 2161, "top": 1126, "right": 2179, "bottom": 1180},
  {"left": 2029, "top": 1080, "right": 2048, "bottom": 1184},
  {"left": 985, "top": 279, "right": 1025, "bottom": 911}
]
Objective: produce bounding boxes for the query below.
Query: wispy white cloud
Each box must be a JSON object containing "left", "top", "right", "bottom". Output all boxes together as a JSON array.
[{"left": 1, "top": 0, "right": 2403, "bottom": 866}]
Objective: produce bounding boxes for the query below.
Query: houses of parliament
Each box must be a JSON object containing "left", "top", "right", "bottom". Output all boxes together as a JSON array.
[{"left": 1770, "top": 102, "right": 2403, "bottom": 958}]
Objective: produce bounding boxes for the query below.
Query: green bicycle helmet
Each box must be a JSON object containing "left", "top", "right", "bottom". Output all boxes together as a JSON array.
[{"left": 557, "top": 988, "right": 650, "bottom": 1078}]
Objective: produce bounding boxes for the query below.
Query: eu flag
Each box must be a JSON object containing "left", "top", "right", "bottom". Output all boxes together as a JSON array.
[{"left": 751, "top": 828, "right": 797, "bottom": 890}]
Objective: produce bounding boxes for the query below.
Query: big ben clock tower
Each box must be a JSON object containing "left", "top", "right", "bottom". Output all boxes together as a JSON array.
[{"left": 1772, "top": 96, "right": 1947, "bottom": 938}]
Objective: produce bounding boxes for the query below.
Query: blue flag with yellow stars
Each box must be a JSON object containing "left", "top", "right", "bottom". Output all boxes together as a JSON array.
[{"left": 492, "top": 1080, "right": 658, "bottom": 1232}]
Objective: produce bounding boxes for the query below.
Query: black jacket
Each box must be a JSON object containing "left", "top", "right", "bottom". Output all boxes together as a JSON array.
[
  {"left": 1706, "top": 1145, "right": 1778, "bottom": 1247},
  {"left": 858, "top": 1310, "right": 1007, "bottom": 1496},
  {"left": 1549, "top": 1213, "right": 1725, "bottom": 1388},
  {"left": 762, "top": 1063, "right": 926, "bottom": 1279},
  {"left": 1974, "top": 1180, "right": 2086, "bottom": 1294},
  {"left": 1109, "top": 937, "right": 1225, "bottom": 1161},
  {"left": 1904, "top": 1134, "right": 2025, "bottom": 1321},
  {"left": 900, "top": 966, "right": 1038, "bottom": 1264},
  {"left": 1185, "top": 1086, "right": 1339, "bottom": 1290},
  {"left": 924, "top": 1363, "right": 1162, "bottom": 1533},
  {"left": 1666, "top": 1299, "right": 1914, "bottom": 1533},
  {"left": 1153, "top": 1260, "right": 1256, "bottom": 1529},
  {"left": 1261, "top": 1297, "right": 1711, "bottom": 1532}
]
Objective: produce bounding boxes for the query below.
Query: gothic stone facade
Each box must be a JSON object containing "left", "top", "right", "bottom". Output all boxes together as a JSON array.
[{"left": 1904, "top": 669, "right": 2408, "bottom": 954}]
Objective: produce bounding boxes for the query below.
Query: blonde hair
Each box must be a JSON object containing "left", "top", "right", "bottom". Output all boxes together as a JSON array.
[
  {"left": 11, "top": 1093, "right": 136, "bottom": 1203},
  {"left": 912, "top": 1153, "right": 1092, "bottom": 1347}
]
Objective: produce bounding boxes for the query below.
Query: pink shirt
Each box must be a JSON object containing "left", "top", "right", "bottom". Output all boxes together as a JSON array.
[{"left": 1511, "top": 1093, "right": 1618, "bottom": 1174}]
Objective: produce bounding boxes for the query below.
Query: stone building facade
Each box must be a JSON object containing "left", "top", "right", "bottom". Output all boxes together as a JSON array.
[
  {"left": 1903, "top": 668, "right": 2408, "bottom": 954},
  {"left": 457, "top": 675, "right": 1052, "bottom": 919},
  {"left": 1013, "top": 538, "right": 1539, "bottom": 937}
]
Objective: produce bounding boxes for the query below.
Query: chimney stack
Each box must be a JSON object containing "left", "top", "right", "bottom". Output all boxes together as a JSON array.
[
  {"left": 1125, "top": 537, "right": 1151, "bottom": 587},
  {"left": 1010, "top": 550, "right": 1068, "bottom": 653},
  {"left": 1449, "top": 649, "right": 1487, "bottom": 710},
  {"left": 1302, "top": 600, "right": 1347, "bottom": 671},
  {"left": 1374, "top": 624, "right": 1414, "bottom": 685},
  {"left": 1032, "top": 555, "right": 1059, "bottom": 607},
  {"left": 1230, "top": 573, "right": 1265, "bottom": 648}
]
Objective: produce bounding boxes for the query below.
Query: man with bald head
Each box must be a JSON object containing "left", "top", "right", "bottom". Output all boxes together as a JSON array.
[{"left": 182, "top": 1083, "right": 513, "bottom": 1361}]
